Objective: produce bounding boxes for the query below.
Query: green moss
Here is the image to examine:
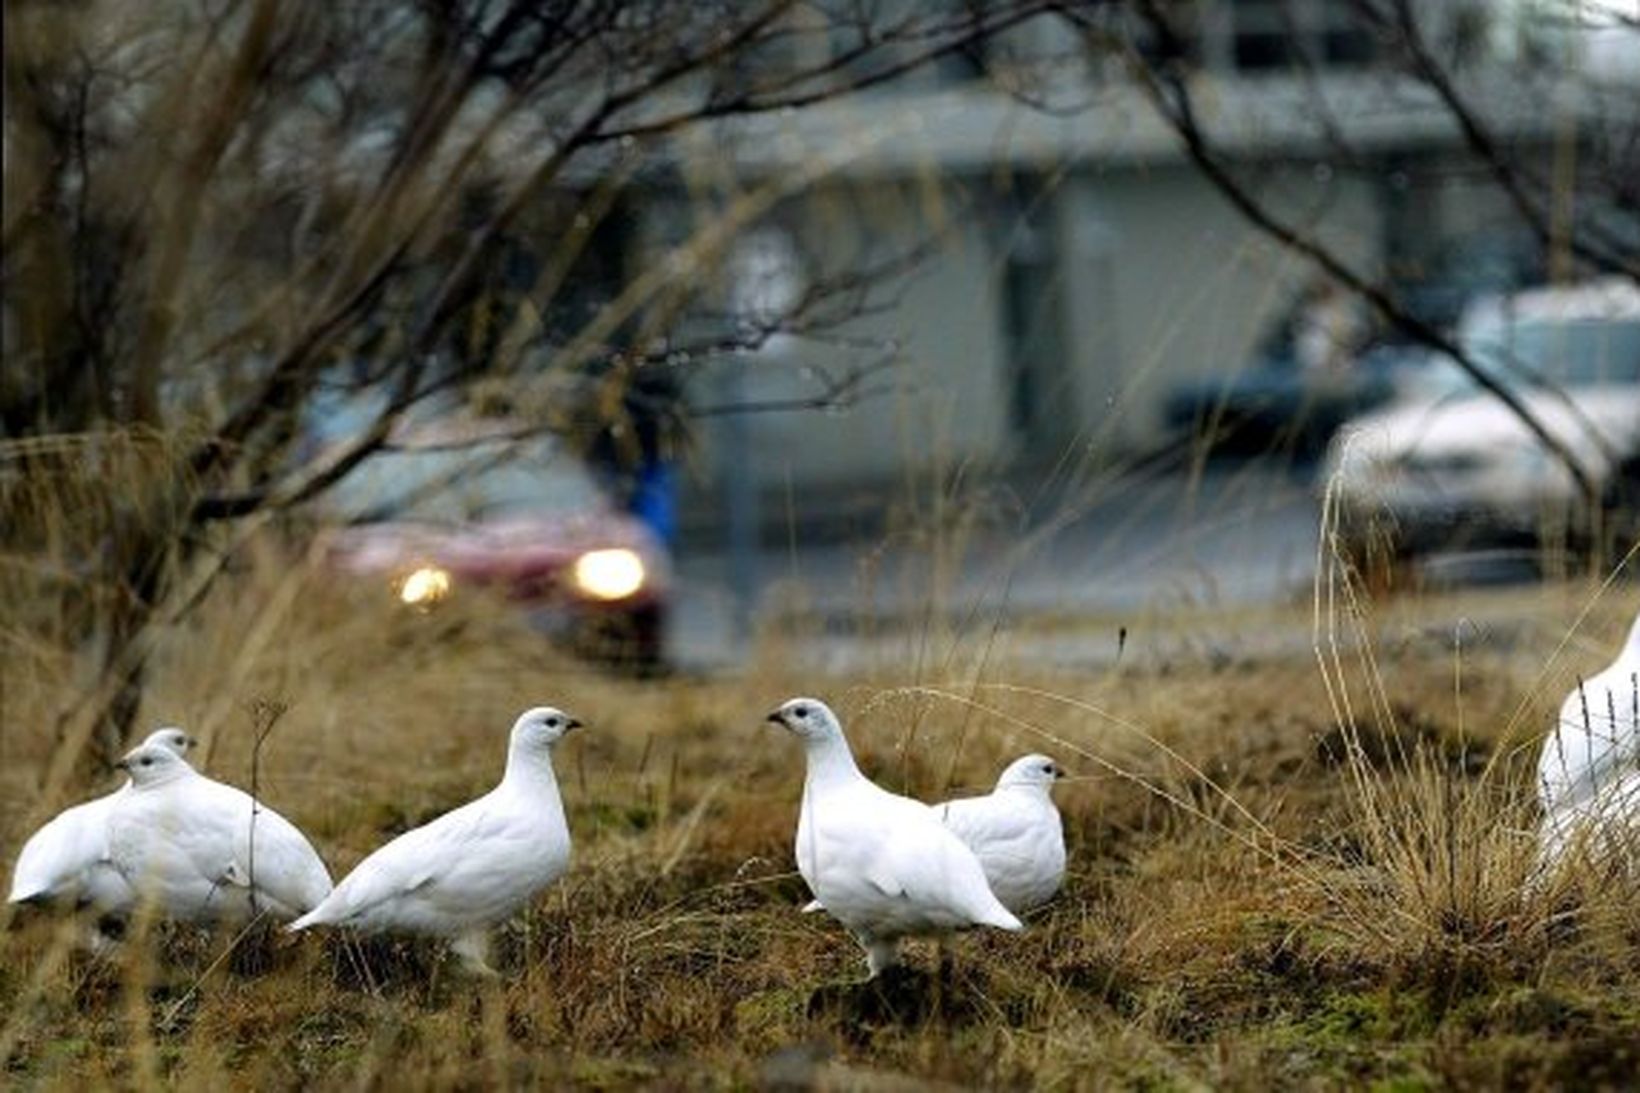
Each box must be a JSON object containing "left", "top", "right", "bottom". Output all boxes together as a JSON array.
[
  {"left": 732, "top": 984, "right": 809, "bottom": 1038},
  {"left": 1366, "top": 1076, "right": 1438, "bottom": 1093},
  {"left": 1302, "top": 989, "right": 1440, "bottom": 1043}
]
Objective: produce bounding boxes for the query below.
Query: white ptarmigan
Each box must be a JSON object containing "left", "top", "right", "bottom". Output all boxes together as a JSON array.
[
  {"left": 767, "top": 697, "right": 1022, "bottom": 977},
  {"left": 106, "top": 740, "right": 333, "bottom": 924},
  {"left": 287, "top": 706, "right": 578, "bottom": 975},
  {"left": 1539, "top": 769, "right": 1639, "bottom": 869},
  {"left": 1538, "top": 609, "right": 1640, "bottom": 868},
  {"left": 9, "top": 727, "right": 197, "bottom": 919},
  {"left": 936, "top": 754, "right": 1067, "bottom": 914}
]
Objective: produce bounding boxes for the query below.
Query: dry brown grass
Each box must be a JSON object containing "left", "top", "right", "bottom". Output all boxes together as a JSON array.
[{"left": 3, "top": 552, "right": 1640, "bottom": 1090}]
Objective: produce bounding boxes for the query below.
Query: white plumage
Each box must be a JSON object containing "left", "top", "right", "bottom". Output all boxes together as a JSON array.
[
  {"left": 8, "top": 727, "right": 197, "bottom": 915},
  {"left": 937, "top": 754, "right": 1067, "bottom": 914},
  {"left": 106, "top": 741, "right": 333, "bottom": 924},
  {"left": 1540, "top": 769, "right": 1640, "bottom": 869},
  {"left": 1539, "top": 610, "right": 1640, "bottom": 868},
  {"left": 287, "top": 706, "right": 579, "bottom": 975},
  {"left": 767, "top": 697, "right": 1022, "bottom": 977}
]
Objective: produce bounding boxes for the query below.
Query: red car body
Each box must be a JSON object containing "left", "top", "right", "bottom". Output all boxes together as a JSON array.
[
  {"left": 324, "top": 512, "right": 669, "bottom": 610},
  {"left": 315, "top": 418, "right": 671, "bottom": 665}
]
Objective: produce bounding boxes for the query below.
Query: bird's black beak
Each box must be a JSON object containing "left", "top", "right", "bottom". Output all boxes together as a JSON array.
[
  {"left": 565, "top": 717, "right": 584, "bottom": 732},
  {"left": 114, "top": 758, "right": 131, "bottom": 773},
  {"left": 765, "top": 711, "right": 784, "bottom": 726}
]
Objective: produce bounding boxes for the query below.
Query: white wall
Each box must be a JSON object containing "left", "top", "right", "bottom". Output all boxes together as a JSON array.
[
  {"left": 1060, "top": 164, "right": 1384, "bottom": 449},
  {"left": 691, "top": 181, "right": 1013, "bottom": 491},
  {"left": 678, "top": 161, "right": 1385, "bottom": 492}
]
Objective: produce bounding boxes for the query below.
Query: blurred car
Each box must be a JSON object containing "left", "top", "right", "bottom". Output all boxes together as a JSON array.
[
  {"left": 1166, "top": 234, "right": 1543, "bottom": 458},
  {"left": 1322, "top": 279, "right": 1640, "bottom": 567},
  {"left": 1164, "top": 294, "right": 1410, "bottom": 457},
  {"left": 1163, "top": 344, "right": 1419, "bottom": 458},
  {"left": 316, "top": 417, "right": 671, "bottom": 669},
  {"left": 1390, "top": 230, "right": 1544, "bottom": 336}
]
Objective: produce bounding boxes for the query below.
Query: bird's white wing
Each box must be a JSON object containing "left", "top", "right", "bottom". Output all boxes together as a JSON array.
[
  {"left": 105, "top": 786, "right": 240, "bottom": 919},
  {"left": 415, "top": 823, "right": 563, "bottom": 920},
  {"left": 941, "top": 796, "right": 1058, "bottom": 863},
  {"left": 938, "top": 795, "right": 1029, "bottom": 845},
  {"left": 308, "top": 795, "right": 519, "bottom": 924},
  {"left": 239, "top": 805, "right": 333, "bottom": 914},
  {"left": 146, "top": 791, "right": 243, "bottom": 886},
  {"left": 9, "top": 794, "right": 118, "bottom": 904},
  {"left": 1542, "top": 664, "right": 1640, "bottom": 811},
  {"left": 942, "top": 793, "right": 1066, "bottom": 912},
  {"left": 856, "top": 794, "right": 1020, "bottom": 929},
  {"left": 1541, "top": 768, "right": 1640, "bottom": 868},
  {"left": 164, "top": 780, "right": 329, "bottom": 917},
  {"left": 174, "top": 774, "right": 331, "bottom": 912}
]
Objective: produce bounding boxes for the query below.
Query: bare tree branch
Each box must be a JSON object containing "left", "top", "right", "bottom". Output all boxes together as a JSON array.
[
  {"left": 1057, "top": 0, "right": 1603, "bottom": 506},
  {"left": 1381, "top": 0, "right": 1640, "bottom": 284}
]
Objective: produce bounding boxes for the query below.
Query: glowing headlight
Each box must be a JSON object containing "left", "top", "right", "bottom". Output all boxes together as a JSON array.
[
  {"left": 398, "top": 565, "right": 452, "bottom": 608},
  {"left": 572, "top": 548, "right": 646, "bottom": 601}
]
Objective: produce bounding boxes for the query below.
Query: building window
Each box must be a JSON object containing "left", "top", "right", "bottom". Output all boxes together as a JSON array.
[
  {"left": 1225, "top": 0, "right": 1377, "bottom": 74},
  {"left": 1118, "top": 3, "right": 1206, "bottom": 73},
  {"left": 995, "top": 180, "right": 1070, "bottom": 452}
]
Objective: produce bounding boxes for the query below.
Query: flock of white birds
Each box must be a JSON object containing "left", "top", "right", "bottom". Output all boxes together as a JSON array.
[
  {"left": 6, "top": 609, "right": 1638, "bottom": 980},
  {"left": 8, "top": 699, "right": 1063, "bottom": 978}
]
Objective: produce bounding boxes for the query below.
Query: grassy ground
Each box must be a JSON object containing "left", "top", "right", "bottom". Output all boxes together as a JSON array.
[{"left": 2, "top": 566, "right": 1638, "bottom": 1090}]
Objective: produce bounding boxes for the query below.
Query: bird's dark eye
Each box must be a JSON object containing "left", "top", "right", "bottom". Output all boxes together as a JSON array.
[
  {"left": 546, "top": 718, "right": 560, "bottom": 728},
  {"left": 794, "top": 705, "right": 809, "bottom": 719},
  {"left": 141, "top": 757, "right": 154, "bottom": 767}
]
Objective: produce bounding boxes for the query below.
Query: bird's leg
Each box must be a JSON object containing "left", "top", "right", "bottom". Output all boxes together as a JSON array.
[
  {"left": 863, "top": 938, "right": 899, "bottom": 980},
  {"left": 85, "top": 913, "right": 127, "bottom": 957},
  {"left": 936, "top": 938, "right": 954, "bottom": 1018},
  {"left": 451, "top": 930, "right": 500, "bottom": 978},
  {"left": 83, "top": 923, "right": 120, "bottom": 957}
]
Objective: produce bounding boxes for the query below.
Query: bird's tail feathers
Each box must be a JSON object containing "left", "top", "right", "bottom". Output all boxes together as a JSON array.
[
  {"left": 983, "top": 903, "right": 1024, "bottom": 932},
  {"left": 970, "top": 892, "right": 1023, "bottom": 925},
  {"left": 285, "top": 908, "right": 323, "bottom": 933}
]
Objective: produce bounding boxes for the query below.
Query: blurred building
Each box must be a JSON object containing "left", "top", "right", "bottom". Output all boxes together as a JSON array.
[{"left": 615, "top": 1, "right": 1636, "bottom": 534}]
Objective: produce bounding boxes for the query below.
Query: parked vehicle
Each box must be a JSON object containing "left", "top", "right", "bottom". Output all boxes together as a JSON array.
[
  {"left": 1390, "top": 230, "right": 1544, "bottom": 336},
  {"left": 315, "top": 416, "right": 672, "bottom": 669},
  {"left": 1164, "top": 289, "right": 1412, "bottom": 457},
  {"left": 1167, "top": 234, "right": 1544, "bottom": 458},
  {"left": 1321, "top": 279, "right": 1640, "bottom": 572}
]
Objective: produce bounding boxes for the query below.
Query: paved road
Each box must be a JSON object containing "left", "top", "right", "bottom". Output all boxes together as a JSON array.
[{"left": 668, "top": 464, "right": 1325, "bottom": 670}]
